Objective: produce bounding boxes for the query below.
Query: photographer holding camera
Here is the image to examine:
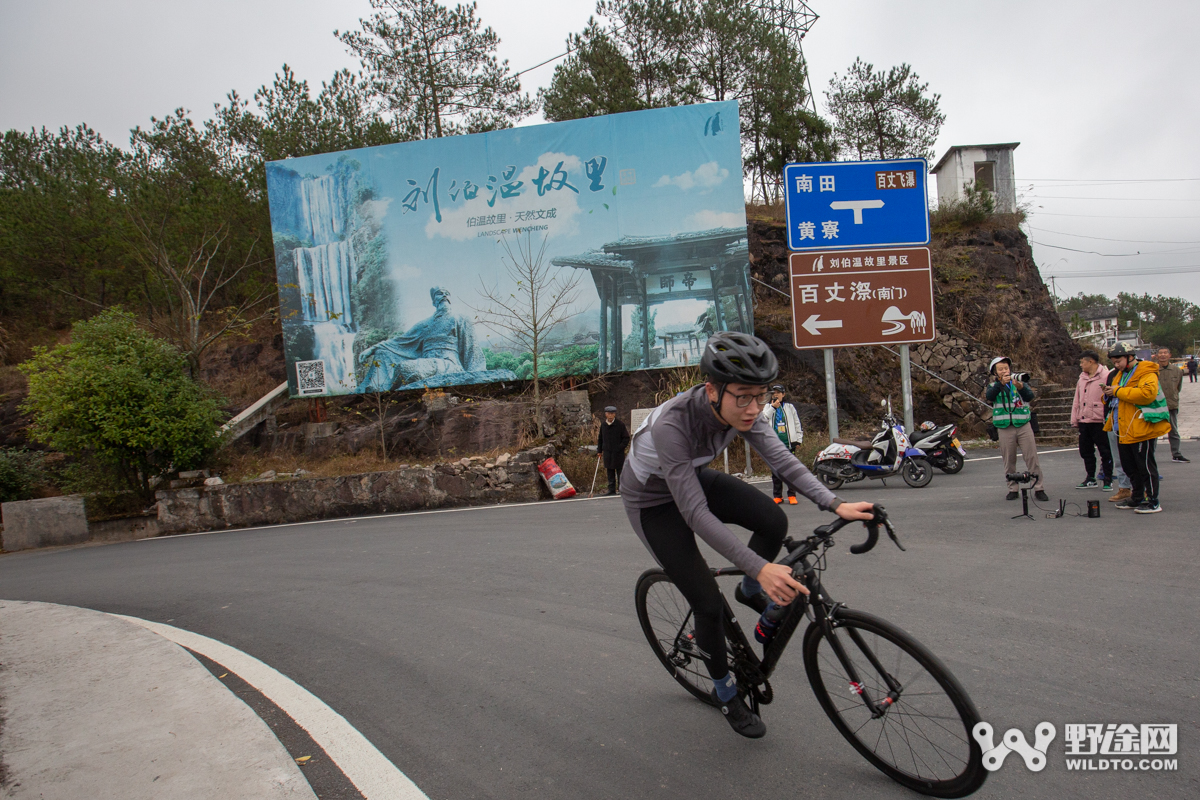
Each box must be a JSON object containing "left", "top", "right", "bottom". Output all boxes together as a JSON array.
[{"left": 986, "top": 356, "right": 1048, "bottom": 502}]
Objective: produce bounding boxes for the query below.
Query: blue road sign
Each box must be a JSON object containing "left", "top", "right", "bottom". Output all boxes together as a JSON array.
[{"left": 783, "top": 159, "right": 929, "bottom": 251}]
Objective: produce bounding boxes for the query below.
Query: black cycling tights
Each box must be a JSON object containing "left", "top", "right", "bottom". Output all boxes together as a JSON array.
[{"left": 639, "top": 469, "right": 788, "bottom": 680}]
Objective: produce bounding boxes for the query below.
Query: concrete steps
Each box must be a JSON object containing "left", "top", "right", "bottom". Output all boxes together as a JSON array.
[{"left": 1032, "top": 382, "right": 1076, "bottom": 439}]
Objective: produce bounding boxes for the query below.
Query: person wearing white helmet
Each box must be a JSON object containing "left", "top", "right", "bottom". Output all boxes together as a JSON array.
[{"left": 985, "top": 356, "right": 1048, "bottom": 501}]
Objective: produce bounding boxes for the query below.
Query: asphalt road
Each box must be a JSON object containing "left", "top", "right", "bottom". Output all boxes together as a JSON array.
[{"left": 2, "top": 443, "right": 1197, "bottom": 799}]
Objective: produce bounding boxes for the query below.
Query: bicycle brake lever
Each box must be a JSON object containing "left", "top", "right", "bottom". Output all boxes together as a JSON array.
[{"left": 884, "top": 519, "right": 907, "bottom": 552}]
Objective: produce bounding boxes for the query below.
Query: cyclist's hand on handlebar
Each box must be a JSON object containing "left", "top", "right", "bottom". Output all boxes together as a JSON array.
[
  {"left": 756, "top": 562, "right": 809, "bottom": 605},
  {"left": 835, "top": 501, "right": 876, "bottom": 521}
]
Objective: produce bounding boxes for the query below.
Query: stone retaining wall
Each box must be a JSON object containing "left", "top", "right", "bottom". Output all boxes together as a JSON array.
[
  {"left": 911, "top": 330, "right": 996, "bottom": 426},
  {"left": 0, "top": 496, "right": 89, "bottom": 552},
  {"left": 155, "top": 445, "right": 556, "bottom": 535}
]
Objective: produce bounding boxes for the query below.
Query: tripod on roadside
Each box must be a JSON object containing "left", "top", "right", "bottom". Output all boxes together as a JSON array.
[{"left": 1008, "top": 472, "right": 1039, "bottom": 521}]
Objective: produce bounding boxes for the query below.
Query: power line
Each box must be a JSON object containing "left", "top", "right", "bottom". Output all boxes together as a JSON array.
[
  {"left": 1026, "top": 195, "right": 1200, "bottom": 201},
  {"left": 1031, "top": 241, "right": 1200, "bottom": 257},
  {"left": 513, "top": 23, "right": 629, "bottom": 78},
  {"left": 1017, "top": 177, "right": 1200, "bottom": 182},
  {"left": 1026, "top": 226, "right": 1200, "bottom": 245},
  {"left": 514, "top": 47, "right": 575, "bottom": 78},
  {"left": 1030, "top": 211, "right": 1200, "bottom": 219},
  {"left": 1044, "top": 264, "right": 1200, "bottom": 279}
]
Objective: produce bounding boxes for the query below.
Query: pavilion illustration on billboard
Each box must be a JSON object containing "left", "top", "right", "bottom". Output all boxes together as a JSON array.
[{"left": 264, "top": 101, "right": 752, "bottom": 397}]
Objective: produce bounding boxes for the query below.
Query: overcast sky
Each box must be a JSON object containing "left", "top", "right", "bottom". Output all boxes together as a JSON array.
[{"left": 3, "top": 0, "right": 1198, "bottom": 310}]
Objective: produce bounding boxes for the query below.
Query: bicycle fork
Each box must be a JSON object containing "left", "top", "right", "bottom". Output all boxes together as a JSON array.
[{"left": 817, "top": 603, "right": 903, "bottom": 718}]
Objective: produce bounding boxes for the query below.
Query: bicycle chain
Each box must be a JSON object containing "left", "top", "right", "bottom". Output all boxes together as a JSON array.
[{"left": 752, "top": 678, "right": 774, "bottom": 705}]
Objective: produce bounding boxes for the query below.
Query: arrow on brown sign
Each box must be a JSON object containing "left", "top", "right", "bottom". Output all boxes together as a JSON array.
[{"left": 801, "top": 315, "right": 843, "bottom": 336}]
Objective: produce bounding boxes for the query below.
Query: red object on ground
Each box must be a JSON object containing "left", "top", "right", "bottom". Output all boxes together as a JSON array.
[{"left": 537, "top": 458, "right": 577, "bottom": 499}]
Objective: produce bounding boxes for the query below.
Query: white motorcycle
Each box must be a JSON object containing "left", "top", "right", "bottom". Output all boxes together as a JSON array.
[{"left": 813, "top": 399, "right": 933, "bottom": 490}]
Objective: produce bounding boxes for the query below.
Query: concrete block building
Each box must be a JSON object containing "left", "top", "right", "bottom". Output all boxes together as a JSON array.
[{"left": 931, "top": 143, "right": 1020, "bottom": 213}]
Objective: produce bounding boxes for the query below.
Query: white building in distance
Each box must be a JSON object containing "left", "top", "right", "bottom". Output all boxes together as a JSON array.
[{"left": 931, "top": 143, "right": 1019, "bottom": 213}]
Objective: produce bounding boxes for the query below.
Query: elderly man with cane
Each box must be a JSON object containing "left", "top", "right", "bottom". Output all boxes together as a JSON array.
[{"left": 597, "top": 405, "right": 630, "bottom": 496}]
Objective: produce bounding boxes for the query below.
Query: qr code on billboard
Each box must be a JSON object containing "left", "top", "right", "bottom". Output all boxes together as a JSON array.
[{"left": 295, "top": 359, "right": 327, "bottom": 395}]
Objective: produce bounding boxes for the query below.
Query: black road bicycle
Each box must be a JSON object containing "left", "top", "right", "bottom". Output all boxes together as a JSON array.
[{"left": 634, "top": 507, "right": 987, "bottom": 798}]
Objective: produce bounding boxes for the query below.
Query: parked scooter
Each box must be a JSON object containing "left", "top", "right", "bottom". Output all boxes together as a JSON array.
[
  {"left": 813, "top": 399, "right": 933, "bottom": 489},
  {"left": 909, "top": 420, "right": 968, "bottom": 474}
]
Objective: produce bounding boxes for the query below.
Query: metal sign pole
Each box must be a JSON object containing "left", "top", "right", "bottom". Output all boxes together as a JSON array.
[
  {"left": 824, "top": 348, "right": 839, "bottom": 441},
  {"left": 723, "top": 447, "right": 730, "bottom": 474},
  {"left": 900, "top": 343, "right": 914, "bottom": 433},
  {"left": 744, "top": 440, "right": 753, "bottom": 478}
]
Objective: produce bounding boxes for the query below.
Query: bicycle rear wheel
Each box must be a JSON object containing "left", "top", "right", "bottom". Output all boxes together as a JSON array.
[
  {"left": 803, "top": 609, "right": 985, "bottom": 798},
  {"left": 635, "top": 569, "right": 734, "bottom": 707}
]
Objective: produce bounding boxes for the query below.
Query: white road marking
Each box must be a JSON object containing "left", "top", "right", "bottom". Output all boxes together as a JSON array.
[
  {"left": 968, "top": 447, "right": 1076, "bottom": 462},
  {"left": 113, "top": 614, "right": 428, "bottom": 800}
]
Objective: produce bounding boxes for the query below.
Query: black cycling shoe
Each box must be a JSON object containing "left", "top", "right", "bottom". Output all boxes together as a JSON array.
[
  {"left": 711, "top": 689, "right": 766, "bottom": 738},
  {"left": 734, "top": 583, "right": 769, "bottom": 615}
]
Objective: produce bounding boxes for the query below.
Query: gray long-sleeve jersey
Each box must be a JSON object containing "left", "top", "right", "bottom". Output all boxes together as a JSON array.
[{"left": 620, "top": 385, "right": 842, "bottom": 577}]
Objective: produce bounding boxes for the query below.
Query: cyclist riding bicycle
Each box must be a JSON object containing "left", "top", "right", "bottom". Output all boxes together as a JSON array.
[{"left": 621, "top": 331, "right": 876, "bottom": 738}]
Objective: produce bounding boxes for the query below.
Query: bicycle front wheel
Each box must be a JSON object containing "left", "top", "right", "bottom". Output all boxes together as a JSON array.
[
  {"left": 803, "top": 609, "right": 985, "bottom": 798},
  {"left": 635, "top": 569, "right": 734, "bottom": 707}
]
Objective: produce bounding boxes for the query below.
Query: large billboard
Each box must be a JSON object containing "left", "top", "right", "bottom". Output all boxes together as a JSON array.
[{"left": 266, "top": 101, "right": 752, "bottom": 397}]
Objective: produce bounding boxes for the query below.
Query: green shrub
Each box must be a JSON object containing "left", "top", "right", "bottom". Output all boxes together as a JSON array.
[
  {"left": 0, "top": 448, "right": 46, "bottom": 503},
  {"left": 18, "top": 308, "right": 226, "bottom": 500},
  {"left": 930, "top": 181, "right": 996, "bottom": 231}
]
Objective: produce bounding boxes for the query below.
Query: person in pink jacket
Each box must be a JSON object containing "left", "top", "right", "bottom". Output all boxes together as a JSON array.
[{"left": 1071, "top": 350, "right": 1114, "bottom": 489}]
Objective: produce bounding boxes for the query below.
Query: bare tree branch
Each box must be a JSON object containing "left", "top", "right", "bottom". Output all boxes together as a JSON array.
[{"left": 470, "top": 231, "right": 582, "bottom": 435}]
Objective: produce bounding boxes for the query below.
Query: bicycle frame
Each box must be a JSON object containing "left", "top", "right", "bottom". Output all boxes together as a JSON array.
[{"left": 710, "top": 539, "right": 903, "bottom": 717}]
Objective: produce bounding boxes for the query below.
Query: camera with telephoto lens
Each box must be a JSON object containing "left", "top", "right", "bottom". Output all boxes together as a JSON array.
[
  {"left": 1011, "top": 371, "right": 1031, "bottom": 382},
  {"left": 1006, "top": 472, "right": 1038, "bottom": 483}
]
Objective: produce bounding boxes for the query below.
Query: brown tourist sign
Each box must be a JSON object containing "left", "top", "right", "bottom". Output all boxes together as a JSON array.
[{"left": 789, "top": 247, "right": 936, "bottom": 349}]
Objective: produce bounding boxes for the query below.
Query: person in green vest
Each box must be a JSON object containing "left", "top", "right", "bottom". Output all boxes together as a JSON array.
[{"left": 986, "top": 356, "right": 1048, "bottom": 501}]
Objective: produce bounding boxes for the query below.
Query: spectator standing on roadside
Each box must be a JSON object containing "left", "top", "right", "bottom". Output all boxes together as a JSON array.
[
  {"left": 1104, "top": 365, "right": 1133, "bottom": 503},
  {"left": 760, "top": 384, "right": 803, "bottom": 504},
  {"left": 986, "top": 356, "right": 1048, "bottom": 502},
  {"left": 597, "top": 405, "right": 630, "bottom": 495},
  {"left": 1071, "top": 350, "right": 1114, "bottom": 489},
  {"left": 1188, "top": 355, "right": 1198, "bottom": 383},
  {"left": 1156, "top": 347, "right": 1190, "bottom": 463},
  {"left": 1104, "top": 342, "right": 1172, "bottom": 513}
]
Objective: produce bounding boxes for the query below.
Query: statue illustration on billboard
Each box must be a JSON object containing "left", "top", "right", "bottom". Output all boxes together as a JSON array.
[{"left": 357, "top": 286, "right": 496, "bottom": 391}]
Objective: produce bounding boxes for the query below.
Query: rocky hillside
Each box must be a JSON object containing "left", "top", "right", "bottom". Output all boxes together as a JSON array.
[
  {"left": 0, "top": 214, "right": 1082, "bottom": 459},
  {"left": 745, "top": 215, "right": 1082, "bottom": 434}
]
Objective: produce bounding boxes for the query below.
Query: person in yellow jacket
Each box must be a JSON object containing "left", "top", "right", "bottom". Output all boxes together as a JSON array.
[{"left": 1103, "top": 342, "right": 1172, "bottom": 513}]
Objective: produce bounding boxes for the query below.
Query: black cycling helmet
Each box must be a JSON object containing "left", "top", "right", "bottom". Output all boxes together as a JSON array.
[
  {"left": 769, "top": 384, "right": 786, "bottom": 393},
  {"left": 1108, "top": 341, "right": 1136, "bottom": 359},
  {"left": 701, "top": 332, "right": 779, "bottom": 386}
]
